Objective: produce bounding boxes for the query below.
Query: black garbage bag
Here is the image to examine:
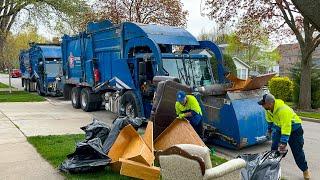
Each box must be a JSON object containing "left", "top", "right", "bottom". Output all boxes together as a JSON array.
[
  {"left": 59, "top": 119, "right": 111, "bottom": 173},
  {"left": 239, "top": 150, "right": 287, "bottom": 180},
  {"left": 102, "top": 116, "right": 145, "bottom": 153},
  {"left": 59, "top": 138, "right": 111, "bottom": 173},
  {"left": 81, "top": 118, "right": 110, "bottom": 143}
]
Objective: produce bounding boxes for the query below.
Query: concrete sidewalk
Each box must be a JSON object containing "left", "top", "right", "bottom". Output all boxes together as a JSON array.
[{"left": 0, "top": 112, "right": 63, "bottom": 180}]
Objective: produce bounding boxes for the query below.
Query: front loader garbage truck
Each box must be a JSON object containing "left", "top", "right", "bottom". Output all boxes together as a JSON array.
[
  {"left": 61, "top": 20, "right": 215, "bottom": 114},
  {"left": 19, "top": 43, "right": 63, "bottom": 96},
  {"left": 62, "top": 20, "right": 268, "bottom": 149}
]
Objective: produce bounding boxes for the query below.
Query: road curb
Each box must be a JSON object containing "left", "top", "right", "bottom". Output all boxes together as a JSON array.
[{"left": 301, "top": 117, "right": 320, "bottom": 123}]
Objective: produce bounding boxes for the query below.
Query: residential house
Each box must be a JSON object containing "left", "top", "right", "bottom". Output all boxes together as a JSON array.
[
  {"left": 190, "top": 49, "right": 251, "bottom": 80},
  {"left": 277, "top": 43, "right": 320, "bottom": 76},
  {"left": 233, "top": 57, "right": 250, "bottom": 79}
]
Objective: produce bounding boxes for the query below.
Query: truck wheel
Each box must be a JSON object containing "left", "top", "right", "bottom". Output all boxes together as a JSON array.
[
  {"left": 119, "top": 91, "right": 143, "bottom": 118},
  {"left": 63, "top": 85, "right": 72, "bottom": 100},
  {"left": 80, "top": 88, "right": 98, "bottom": 112},
  {"left": 95, "top": 101, "right": 102, "bottom": 110},
  {"left": 36, "top": 82, "right": 45, "bottom": 96},
  {"left": 71, "top": 87, "right": 81, "bottom": 109}
]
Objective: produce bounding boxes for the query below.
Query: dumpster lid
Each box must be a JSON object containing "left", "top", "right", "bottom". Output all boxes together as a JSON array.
[{"left": 123, "top": 22, "right": 199, "bottom": 46}]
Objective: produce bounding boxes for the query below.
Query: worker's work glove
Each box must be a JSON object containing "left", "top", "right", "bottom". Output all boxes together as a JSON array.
[
  {"left": 278, "top": 143, "right": 287, "bottom": 154},
  {"left": 178, "top": 113, "right": 186, "bottom": 119}
]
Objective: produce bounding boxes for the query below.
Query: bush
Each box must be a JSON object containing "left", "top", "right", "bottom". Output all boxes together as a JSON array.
[
  {"left": 210, "top": 54, "right": 237, "bottom": 81},
  {"left": 291, "top": 62, "right": 320, "bottom": 109},
  {"left": 268, "top": 77, "right": 293, "bottom": 102}
]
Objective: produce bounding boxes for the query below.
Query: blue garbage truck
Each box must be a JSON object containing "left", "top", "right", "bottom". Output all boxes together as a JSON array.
[
  {"left": 19, "top": 43, "right": 63, "bottom": 96},
  {"left": 62, "top": 20, "right": 268, "bottom": 149}
]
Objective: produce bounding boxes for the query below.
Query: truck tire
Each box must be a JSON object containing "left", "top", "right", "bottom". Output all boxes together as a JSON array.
[
  {"left": 71, "top": 87, "right": 81, "bottom": 109},
  {"left": 80, "top": 88, "right": 100, "bottom": 112},
  {"left": 63, "top": 85, "right": 72, "bottom": 100},
  {"left": 119, "top": 91, "right": 143, "bottom": 118},
  {"left": 36, "top": 81, "right": 45, "bottom": 96}
]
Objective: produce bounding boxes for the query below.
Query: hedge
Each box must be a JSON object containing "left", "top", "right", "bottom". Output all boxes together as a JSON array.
[{"left": 268, "top": 77, "right": 293, "bottom": 102}]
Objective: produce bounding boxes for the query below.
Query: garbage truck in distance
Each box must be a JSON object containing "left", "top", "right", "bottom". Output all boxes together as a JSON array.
[
  {"left": 19, "top": 43, "right": 63, "bottom": 96},
  {"left": 61, "top": 20, "right": 269, "bottom": 149}
]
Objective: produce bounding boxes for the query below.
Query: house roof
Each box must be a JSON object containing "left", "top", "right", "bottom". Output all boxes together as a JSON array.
[{"left": 232, "top": 57, "right": 251, "bottom": 68}]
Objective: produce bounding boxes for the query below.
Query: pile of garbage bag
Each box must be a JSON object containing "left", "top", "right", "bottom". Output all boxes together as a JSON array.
[{"left": 59, "top": 117, "right": 145, "bottom": 173}]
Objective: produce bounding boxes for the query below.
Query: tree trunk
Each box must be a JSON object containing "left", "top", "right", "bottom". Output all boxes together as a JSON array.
[
  {"left": 298, "top": 51, "right": 312, "bottom": 110},
  {"left": 0, "top": 34, "right": 6, "bottom": 71}
]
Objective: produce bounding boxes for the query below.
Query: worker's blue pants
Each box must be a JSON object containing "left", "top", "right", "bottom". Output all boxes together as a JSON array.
[
  {"left": 271, "top": 126, "right": 308, "bottom": 172},
  {"left": 183, "top": 110, "right": 203, "bottom": 138}
]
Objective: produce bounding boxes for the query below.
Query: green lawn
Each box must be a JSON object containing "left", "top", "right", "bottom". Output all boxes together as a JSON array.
[
  {"left": 0, "top": 82, "right": 10, "bottom": 88},
  {"left": 0, "top": 91, "right": 45, "bottom": 102},
  {"left": 285, "top": 102, "right": 320, "bottom": 120},
  {"left": 297, "top": 112, "right": 320, "bottom": 120},
  {"left": 28, "top": 134, "right": 228, "bottom": 180}
]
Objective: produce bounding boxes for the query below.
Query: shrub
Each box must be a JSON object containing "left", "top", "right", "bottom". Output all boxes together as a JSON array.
[
  {"left": 210, "top": 54, "right": 237, "bottom": 81},
  {"left": 268, "top": 77, "right": 293, "bottom": 102}
]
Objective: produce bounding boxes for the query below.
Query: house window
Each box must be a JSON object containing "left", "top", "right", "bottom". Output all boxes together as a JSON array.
[
  {"left": 237, "top": 68, "right": 247, "bottom": 79},
  {"left": 241, "top": 69, "right": 247, "bottom": 79}
]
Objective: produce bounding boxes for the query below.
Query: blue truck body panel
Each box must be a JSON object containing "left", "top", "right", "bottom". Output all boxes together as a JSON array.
[
  {"left": 62, "top": 20, "right": 268, "bottom": 149},
  {"left": 19, "top": 44, "right": 63, "bottom": 96}
]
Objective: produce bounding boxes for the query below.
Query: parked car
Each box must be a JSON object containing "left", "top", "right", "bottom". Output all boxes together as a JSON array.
[{"left": 10, "top": 69, "right": 21, "bottom": 78}]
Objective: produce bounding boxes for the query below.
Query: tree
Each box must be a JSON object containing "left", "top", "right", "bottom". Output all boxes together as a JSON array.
[
  {"left": 0, "top": 0, "right": 89, "bottom": 69},
  {"left": 204, "top": 0, "right": 320, "bottom": 110},
  {"left": 210, "top": 54, "right": 237, "bottom": 80},
  {"left": 1, "top": 26, "right": 46, "bottom": 69},
  {"left": 83, "top": 0, "right": 188, "bottom": 28}
]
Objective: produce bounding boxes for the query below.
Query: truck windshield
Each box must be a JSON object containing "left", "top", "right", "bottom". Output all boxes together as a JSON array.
[
  {"left": 185, "top": 59, "right": 213, "bottom": 87},
  {"left": 162, "top": 58, "right": 213, "bottom": 87},
  {"left": 162, "top": 58, "right": 189, "bottom": 85},
  {"left": 45, "top": 63, "right": 61, "bottom": 77}
]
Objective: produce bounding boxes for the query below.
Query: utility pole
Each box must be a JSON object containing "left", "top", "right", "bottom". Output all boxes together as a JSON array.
[{"left": 8, "top": 68, "right": 12, "bottom": 93}]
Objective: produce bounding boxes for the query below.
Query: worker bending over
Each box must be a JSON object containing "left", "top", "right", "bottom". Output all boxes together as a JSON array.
[
  {"left": 258, "top": 93, "right": 310, "bottom": 180},
  {"left": 175, "top": 90, "right": 203, "bottom": 137}
]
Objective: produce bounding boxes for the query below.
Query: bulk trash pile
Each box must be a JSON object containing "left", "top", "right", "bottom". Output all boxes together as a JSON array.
[
  {"left": 59, "top": 117, "right": 145, "bottom": 173},
  {"left": 59, "top": 115, "right": 207, "bottom": 179}
]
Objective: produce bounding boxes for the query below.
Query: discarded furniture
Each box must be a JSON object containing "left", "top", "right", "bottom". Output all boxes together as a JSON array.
[
  {"left": 226, "top": 73, "right": 275, "bottom": 91},
  {"left": 157, "top": 144, "right": 246, "bottom": 180},
  {"left": 151, "top": 80, "right": 192, "bottom": 139},
  {"left": 108, "top": 123, "right": 160, "bottom": 179},
  {"left": 118, "top": 158, "right": 160, "bottom": 180},
  {"left": 154, "top": 119, "right": 206, "bottom": 151},
  {"left": 108, "top": 124, "right": 154, "bottom": 166},
  {"left": 143, "top": 121, "right": 154, "bottom": 152}
]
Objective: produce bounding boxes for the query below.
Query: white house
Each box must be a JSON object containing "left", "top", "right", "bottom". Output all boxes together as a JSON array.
[
  {"left": 189, "top": 49, "right": 251, "bottom": 80},
  {"left": 232, "top": 57, "right": 250, "bottom": 80}
]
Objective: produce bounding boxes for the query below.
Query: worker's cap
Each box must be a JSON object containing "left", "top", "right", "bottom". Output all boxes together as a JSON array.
[
  {"left": 258, "top": 93, "right": 275, "bottom": 105},
  {"left": 176, "top": 90, "right": 186, "bottom": 102}
]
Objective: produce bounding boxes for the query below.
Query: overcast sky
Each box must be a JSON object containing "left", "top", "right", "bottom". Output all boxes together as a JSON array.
[{"left": 181, "top": 0, "right": 217, "bottom": 37}]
